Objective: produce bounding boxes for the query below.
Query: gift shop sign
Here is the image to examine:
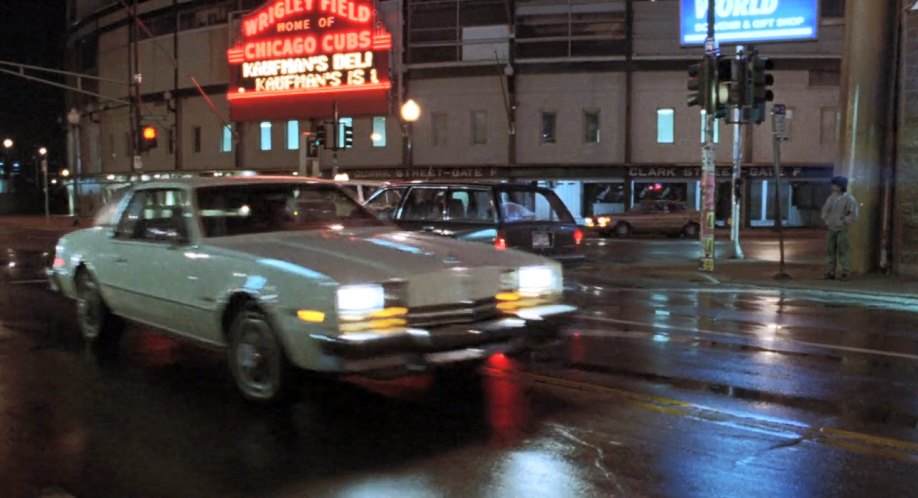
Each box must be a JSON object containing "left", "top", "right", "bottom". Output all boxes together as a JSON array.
[
  {"left": 227, "top": 0, "right": 392, "bottom": 121},
  {"left": 680, "top": 0, "right": 818, "bottom": 45}
]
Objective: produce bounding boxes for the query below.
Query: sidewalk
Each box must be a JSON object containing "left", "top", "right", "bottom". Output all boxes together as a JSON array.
[{"left": 575, "top": 258, "right": 918, "bottom": 304}]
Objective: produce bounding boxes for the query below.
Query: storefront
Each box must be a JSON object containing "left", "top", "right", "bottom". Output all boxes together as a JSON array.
[{"left": 342, "top": 163, "right": 834, "bottom": 228}]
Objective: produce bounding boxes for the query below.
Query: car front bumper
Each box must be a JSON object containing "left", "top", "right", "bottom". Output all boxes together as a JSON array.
[{"left": 310, "top": 304, "right": 575, "bottom": 376}]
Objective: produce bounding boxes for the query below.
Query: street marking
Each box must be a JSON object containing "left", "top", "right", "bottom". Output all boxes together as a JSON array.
[
  {"left": 486, "top": 367, "right": 918, "bottom": 464},
  {"left": 577, "top": 315, "right": 918, "bottom": 362}
]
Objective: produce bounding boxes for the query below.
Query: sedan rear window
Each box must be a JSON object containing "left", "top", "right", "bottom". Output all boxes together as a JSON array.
[
  {"left": 196, "top": 183, "right": 383, "bottom": 237},
  {"left": 498, "top": 188, "right": 574, "bottom": 223}
]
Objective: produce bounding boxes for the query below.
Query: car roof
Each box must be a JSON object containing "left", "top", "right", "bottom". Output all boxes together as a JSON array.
[
  {"left": 130, "top": 175, "right": 333, "bottom": 191},
  {"left": 383, "top": 180, "right": 550, "bottom": 190}
]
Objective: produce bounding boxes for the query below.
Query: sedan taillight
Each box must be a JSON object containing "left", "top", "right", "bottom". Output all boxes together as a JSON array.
[
  {"left": 573, "top": 228, "right": 584, "bottom": 246},
  {"left": 495, "top": 230, "right": 507, "bottom": 250}
]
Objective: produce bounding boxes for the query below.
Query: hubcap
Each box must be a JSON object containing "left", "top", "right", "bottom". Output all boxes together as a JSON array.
[{"left": 233, "top": 316, "right": 280, "bottom": 398}]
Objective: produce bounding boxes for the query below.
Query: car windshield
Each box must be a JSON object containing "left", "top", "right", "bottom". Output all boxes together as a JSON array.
[{"left": 196, "top": 183, "right": 385, "bottom": 237}]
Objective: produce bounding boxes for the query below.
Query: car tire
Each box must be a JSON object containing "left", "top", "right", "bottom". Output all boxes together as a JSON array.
[
  {"left": 613, "top": 222, "right": 632, "bottom": 238},
  {"left": 683, "top": 222, "right": 700, "bottom": 238},
  {"left": 227, "top": 304, "right": 291, "bottom": 403},
  {"left": 75, "top": 269, "right": 124, "bottom": 353}
]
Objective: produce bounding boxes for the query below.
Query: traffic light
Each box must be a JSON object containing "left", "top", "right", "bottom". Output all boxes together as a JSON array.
[
  {"left": 315, "top": 124, "right": 328, "bottom": 149},
  {"left": 139, "top": 125, "right": 158, "bottom": 152},
  {"left": 342, "top": 124, "right": 354, "bottom": 148},
  {"left": 748, "top": 51, "right": 775, "bottom": 124},
  {"left": 713, "top": 55, "right": 735, "bottom": 119},
  {"left": 687, "top": 59, "right": 709, "bottom": 112}
]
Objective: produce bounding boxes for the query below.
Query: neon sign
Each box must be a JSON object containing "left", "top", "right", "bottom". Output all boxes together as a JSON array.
[{"left": 227, "top": 0, "right": 392, "bottom": 121}]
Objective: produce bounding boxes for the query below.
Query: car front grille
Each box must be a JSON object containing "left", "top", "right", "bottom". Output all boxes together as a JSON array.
[{"left": 407, "top": 297, "right": 501, "bottom": 328}]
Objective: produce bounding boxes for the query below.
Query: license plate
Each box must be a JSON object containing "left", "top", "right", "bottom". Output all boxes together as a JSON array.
[
  {"left": 425, "top": 348, "right": 485, "bottom": 364},
  {"left": 532, "top": 231, "right": 553, "bottom": 249}
]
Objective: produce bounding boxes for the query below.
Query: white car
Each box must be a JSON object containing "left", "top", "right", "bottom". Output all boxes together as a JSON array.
[{"left": 48, "top": 177, "right": 574, "bottom": 402}]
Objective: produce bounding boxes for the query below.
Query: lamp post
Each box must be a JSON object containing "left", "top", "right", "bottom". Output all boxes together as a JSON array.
[
  {"left": 67, "top": 108, "right": 82, "bottom": 224},
  {"left": 400, "top": 99, "right": 421, "bottom": 170},
  {"left": 39, "top": 147, "right": 49, "bottom": 220},
  {"left": 2, "top": 139, "right": 12, "bottom": 180}
]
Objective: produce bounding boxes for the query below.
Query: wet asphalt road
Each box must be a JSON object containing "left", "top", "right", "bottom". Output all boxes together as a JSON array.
[{"left": 0, "top": 227, "right": 916, "bottom": 498}]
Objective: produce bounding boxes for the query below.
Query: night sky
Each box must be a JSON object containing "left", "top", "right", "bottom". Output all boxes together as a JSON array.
[{"left": 0, "top": 0, "right": 67, "bottom": 164}]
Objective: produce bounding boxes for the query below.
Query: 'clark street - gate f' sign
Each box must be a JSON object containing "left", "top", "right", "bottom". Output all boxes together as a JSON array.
[{"left": 227, "top": 0, "right": 392, "bottom": 121}]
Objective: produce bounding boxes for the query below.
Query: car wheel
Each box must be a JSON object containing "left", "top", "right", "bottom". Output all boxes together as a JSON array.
[
  {"left": 613, "top": 222, "right": 632, "bottom": 238},
  {"left": 683, "top": 222, "right": 700, "bottom": 238},
  {"left": 75, "top": 269, "right": 123, "bottom": 351},
  {"left": 228, "top": 304, "right": 290, "bottom": 403}
]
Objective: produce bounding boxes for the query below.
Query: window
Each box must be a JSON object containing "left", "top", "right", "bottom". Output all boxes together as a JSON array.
[
  {"left": 432, "top": 112, "right": 448, "bottom": 146},
  {"left": 259, "top": 121, "right": 272, "bottom": 151},
  {"left": 221, "top": 124, "right": 233, "bottom": 153},
  {"left": 584, "top": 110, "right": 600, "bottom": 143},
  {"left": 471, "top": 110, "right": 488, "bottom": 145},
  {"left": 115, "top": 189, "right": 189, "bottom": 242},
  {"left": 402, "top": 187, "right": 448, "bottom": 221},
  {"left": 657, "top": 109, "right": 675, "bottom": 144},
  {"left": 445, "top": 189, "right": 497, "bottom": 222},
  {"left": 372, "top": 117, "right": 387, "bottom": 147},
  {"left": 541, "top": 111, "right": 557, "bottom": 144},
  {"left": 337, "top": 117, "right": 353, "bottom": 149},
  {"left": 366, "top": 187, "right": 407, "bottom": 219},
  {"left": 193, "top": 126, "right": 202, "bottom": 153},
  {"left": 821, "top": 107, "right": 837, "bottom": 144},
  {"left": 286, "top": 120, "right": 299, "bottom": 150},
  {"left": 497, "top": 188, "right": 574, "bottom": 223},
  {"left": 809, "top": 69, "right": 840, "bottom": 87},
  {"left": 700, "top": 114, "right": 719, "bottom": 143},
  {"left": 196, "top": 184, "right": 383, "bottom": 237}
]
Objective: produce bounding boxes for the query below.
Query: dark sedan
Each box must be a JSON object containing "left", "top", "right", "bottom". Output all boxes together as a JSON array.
[{"left": 365, "top": 182, "right": 584, "bottom": 263}]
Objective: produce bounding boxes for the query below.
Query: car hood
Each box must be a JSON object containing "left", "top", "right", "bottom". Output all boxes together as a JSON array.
[{"left": 204, "top": 226, "right": 554, "bottom": 285}]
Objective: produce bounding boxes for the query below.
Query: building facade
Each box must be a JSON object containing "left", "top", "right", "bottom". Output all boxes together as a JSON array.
[{"left": 65, "top": 0, "right": 847, "bottom": 226}]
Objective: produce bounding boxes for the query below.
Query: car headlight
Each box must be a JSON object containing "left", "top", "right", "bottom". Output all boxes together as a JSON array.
[
  {"left": 336, "top": 284, "right": 385, "bottom": 320},
  {"left": 584, "top": 217, "right": 595, "bottom": 228},
  {"left": 597, "top": 216, "right": 611, "bottom": 228},
  {"left": 518, "top": 265, "right": 561, "bottom": 297}
]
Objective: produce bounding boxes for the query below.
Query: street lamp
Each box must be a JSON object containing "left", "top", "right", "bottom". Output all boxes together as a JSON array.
[
  {"left": 67, "top": 108, "right": 82, "bottom": 224},
  {"left": 400, "top": 99, "right": 421, "bottom": 169},
  {"left": 38, "top": 148, "right": 49, "bottom": 220},
  {"left": 3, "top": 139, "right": 12, "bottom": 149}
]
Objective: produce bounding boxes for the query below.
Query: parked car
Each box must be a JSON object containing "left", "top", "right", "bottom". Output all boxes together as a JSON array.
[
  {"left": 365, "top": 181, "right": 584, "bottom": 263},
  {"left": 587, "top": 200, "right": 700, "bottom": 238},
  {"left": 47, "top": 177, "right": 574, "bottom": 402}
]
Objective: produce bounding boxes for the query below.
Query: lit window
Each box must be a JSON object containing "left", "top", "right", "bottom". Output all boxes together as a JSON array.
[
  {"left": 337, "top": 117, "right": 353, "bottom": 149},
  {"left": 372, "top": 117, "right": 386, "bottom": 147},
  {"left": 584, "top": 110, "right": 600, "bottom": 143},
  {"left": 541, "top": 111, "right": 557, "bottom": 144},
  {"left": 432, "top": 112, "right": 448, "bottom": 146},
  {"left": 657, "top": 109, "right": 674, "bottom": 144},
  {"left": 471, "top": 110, "right": 487, "bottom": 145},
  {"left": 259, "top": 121, "right": 272, "bottom": 151},
  {"left": 287, "top": 120, "right": 299, "bottom": 150},
  {"left": 699, "top": 114, "right": 719, "bottom": 143},
  {"left": 221, "top": 124, "right": 233, "bottom": 153}
]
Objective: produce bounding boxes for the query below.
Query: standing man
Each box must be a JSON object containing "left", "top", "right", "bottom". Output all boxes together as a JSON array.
[{"left": 821, "top": 176, "right": 859, "bottom": 280}]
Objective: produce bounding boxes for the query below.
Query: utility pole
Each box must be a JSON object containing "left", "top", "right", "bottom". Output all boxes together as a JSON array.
[
  {"left": 772, "top": 103, "right": 790, "bottom": 280},
  {"left": 332, "top": 100, "right": 339, "bottom": 179},
  {"left": 699, "top": 0, "right": 718, "bottom": 272},
  {"left": 729, "top": 45, "right": 745, "bottom": 260}
]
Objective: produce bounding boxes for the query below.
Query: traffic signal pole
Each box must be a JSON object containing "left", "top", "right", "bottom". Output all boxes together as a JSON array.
[
  {"left": 729, "top": 45, "right": 745, "bottom": 260},
  {"left": 699, "top": 0, "right": 717, "bottom": 272}
]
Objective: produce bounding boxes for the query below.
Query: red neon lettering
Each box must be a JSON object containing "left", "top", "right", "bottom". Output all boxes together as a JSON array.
[{"left": 244, "top": 0, "right": 376, "bottom": 38}]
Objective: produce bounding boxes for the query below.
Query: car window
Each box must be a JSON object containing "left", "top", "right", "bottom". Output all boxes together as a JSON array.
[
  {"left": 497, "top": 188, "right": 574, "bottom": 223},
  {"left": 401, "top": 187, "right": 447, "bottom": 221},
  {"left": 115, "top": 189, "right": 189, "bottom": 242},
  {"left": 196, "top": 183, "right": 383, "bottom": 237},
  {"left": 445, "top": 189, "right": 497, "bottom": 223},
  {"left": 366, "top": 187, "right": 406, "bottom": 219}
]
